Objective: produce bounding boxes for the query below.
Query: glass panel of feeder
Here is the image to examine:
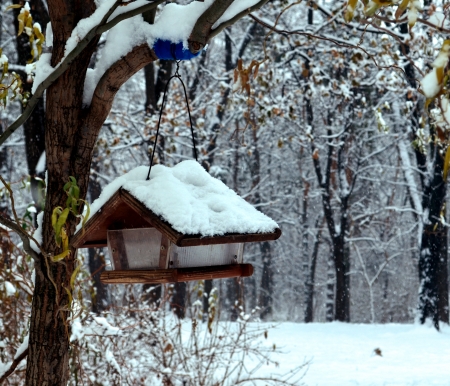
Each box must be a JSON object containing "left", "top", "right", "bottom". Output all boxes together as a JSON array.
[
  {"left": 168, "top": 243, "right": 243, "bottom": 268},
  {"left": 107, "top": 228, "right": 162, "bottom": 270}
]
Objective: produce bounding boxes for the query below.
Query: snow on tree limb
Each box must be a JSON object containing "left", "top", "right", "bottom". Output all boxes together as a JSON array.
[
  {"left": 398, "top": 138, "right": 424, "bottom": 248},
  {"left": 0, "top": 0, "right": 269, "bottom": 147},
  {"left": 0, "top": 342, "right": 29, "bottom": 383},
  {"left": 209, "top": 0, "right": 270, "bottom": 41},
  {"left": 0, "top": 0, "right": 164, "bottom": 146}
]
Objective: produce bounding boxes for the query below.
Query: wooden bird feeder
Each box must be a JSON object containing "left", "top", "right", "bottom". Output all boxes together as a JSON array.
[{"left": 72, "top": 162, "right": 281, "bottom": 285}]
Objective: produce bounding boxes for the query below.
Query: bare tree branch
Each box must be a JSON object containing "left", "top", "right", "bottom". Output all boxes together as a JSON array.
[
  {"left": 249, "top": 14, "right": 410, "bottom": 79},
  {"left": 0, "top": 174, "right": 43, "bottom": 261},
  {"left": 0, "top": 212, "right": 41, "bottom": 262}
]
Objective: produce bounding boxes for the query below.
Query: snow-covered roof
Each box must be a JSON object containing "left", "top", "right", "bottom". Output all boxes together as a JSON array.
[{"left": 84, "top": 160, "right": 279, "bottom": 237}]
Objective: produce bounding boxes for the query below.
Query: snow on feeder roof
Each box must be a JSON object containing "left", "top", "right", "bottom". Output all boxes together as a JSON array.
[{"left": 72, "top": 161, "right": 281, "bottom": 285}]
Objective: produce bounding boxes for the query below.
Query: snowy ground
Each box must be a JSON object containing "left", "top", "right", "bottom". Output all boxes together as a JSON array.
[{"left": 257, "top": 322, "right": 450, "bottom": 386}]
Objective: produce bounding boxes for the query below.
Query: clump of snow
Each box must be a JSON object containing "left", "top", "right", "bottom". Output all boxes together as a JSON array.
[
  {"left": 31, "top": 211, "right": 44, "bottom": 253},
  {"left": 213, "top": 0, "right": 263, "bottom": 29},
  {"left": 428, "top": 12, "right": 448, "bottom": 29},
  {"left": 14, "top": 335, "right": 28, "bottom": 360},
  {"left": 45, "top": 22, "right": 53, "bottom": 48},
  {"left": 420, "top": 68, "right": 440, "bottom": 99},
  {"left": 64, "top": 0, "right": 116, "bottom": 56},
  {"left": 35, "top": 151, "right": 46, "bottom": 173},
  {"left": 4, "top": 281, "right": 16, "bottom": 297},
  {"left": 31, "top": 53, "right": 52, "bottom": 94},
  {"left": 70, "top": 316, "right": 120, "bottom": 342},
  {"left": 80, "top": 160, "right": 279, "bottom": 237}
]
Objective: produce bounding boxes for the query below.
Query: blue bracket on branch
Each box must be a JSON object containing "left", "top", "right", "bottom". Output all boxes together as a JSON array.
[{"left": 153, "top": 39, "right": 201, "bottom": 60}]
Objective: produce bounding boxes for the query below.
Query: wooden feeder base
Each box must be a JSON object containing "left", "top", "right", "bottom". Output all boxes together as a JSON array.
[{"left": 100, "top": 264, "right": 254, "bottom": 284}]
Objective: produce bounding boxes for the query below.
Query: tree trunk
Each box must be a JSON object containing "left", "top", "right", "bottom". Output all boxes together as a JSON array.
[
  {"left": 304, "top": 221, "right": 322, "bottom": 323},
  {"left": 26, "top": 261, "right": 72, "bottom": 385},
  {"left": 87, "top": 153, "right": 108, "bottom": 313},
  {"left": 26, "top": 46, "right": 98, "bottom": 386},
  {"left": 225, "top": 278, "right": 241, "bottom": 321},
  {"left": 171, "top": 282, "right": 187, "bottom": 319},
  {"left": 396, "top": 20, "right": 449, "bottom": 327},
  {"left": 259, "top": 241, "right": 273, "bottom": 319},
  {"left": 418, "top": 149, "right": 449, "bottom": 327},
  {"left": 334, "top": 237, "right": 350, "bottom": 321},
  {"left": 325, "top": 254, "right": 335, "bottom": 322}
]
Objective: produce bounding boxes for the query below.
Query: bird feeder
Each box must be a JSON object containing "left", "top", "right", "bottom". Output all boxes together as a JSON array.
[{"left": 72, "top": 161, "right": 281, "bottom": 285}]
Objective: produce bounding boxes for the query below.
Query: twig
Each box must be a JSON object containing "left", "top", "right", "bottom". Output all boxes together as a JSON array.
[
  {"left": 0, "top": 175, "right": 21, "bottom": 227},
  {"left": 249, "top": 14, "right": 409, "bottom": 79},
  {"left": 0, "top": 347, "right": 29, "bottom": 383},
  {"left": 0, "top": 212, "right": 40, "bottom": 261},
  {"left": 0, "top": 175, "right": 43, "bottom": 261},
  {"left": 372, "top": 14, "right": 450, "bottom": 34}
]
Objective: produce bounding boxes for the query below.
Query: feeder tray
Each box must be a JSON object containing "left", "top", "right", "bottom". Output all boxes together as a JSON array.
[{"left": 72, "top": 163, "right": 281, "bottom": 284}]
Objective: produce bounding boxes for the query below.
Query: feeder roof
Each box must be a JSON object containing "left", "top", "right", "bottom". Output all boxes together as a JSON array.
[{"left": 74, "top": 161, "right": 280, "bottom": 247}]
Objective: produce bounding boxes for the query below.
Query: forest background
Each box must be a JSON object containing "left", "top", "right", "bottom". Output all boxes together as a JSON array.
[{"left": 0, "top": 0, "right": 450, "bottom": 384}]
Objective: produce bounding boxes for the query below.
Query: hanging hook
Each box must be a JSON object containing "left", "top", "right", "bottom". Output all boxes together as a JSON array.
[{"left": 146, "top": 47, "right": 198, "bottom": 181}]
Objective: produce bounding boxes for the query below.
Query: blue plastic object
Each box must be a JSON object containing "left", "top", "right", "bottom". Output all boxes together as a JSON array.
[{"left": 153, "top": 39, "right": 201, "bottom": 61}]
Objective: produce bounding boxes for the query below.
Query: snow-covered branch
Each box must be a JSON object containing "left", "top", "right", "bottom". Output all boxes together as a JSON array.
[
  {"left": 0, "top": 0, "right": 165, "bottom": 147},
  {"left": 0, "top": 342, "right": 29, "bottom": 383}
]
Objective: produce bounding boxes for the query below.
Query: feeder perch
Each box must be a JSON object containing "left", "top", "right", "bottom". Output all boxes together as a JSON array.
[{"left": 72, "top": 161, "right": 281, "bottom": 284}]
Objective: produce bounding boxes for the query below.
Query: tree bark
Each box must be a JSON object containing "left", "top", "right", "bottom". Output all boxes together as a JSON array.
[
  {"left": 304, "top": 220, "right": 322, "bottom": 323},
  {"left": 171, "top": 282, "right": 187, "bottom": 319},
  {"left": 398, "top": 22, "right": 449, "bottom": 327},
  {"left": 311, "top": 128, "right": 352, "bottom": 322},
  {"left": 249, "top": 123, "right": 274, "bottom": 319},
  {"left": 418, "top": 149, "right": 449, "bottom": 327},
  {"left": 258, "top": 241, "right": 273, "bottom": 319}
]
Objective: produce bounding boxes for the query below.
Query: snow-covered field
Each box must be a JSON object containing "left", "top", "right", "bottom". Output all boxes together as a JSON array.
[{"left": 257, "top": 322, "right": 450, "bottom": 386}]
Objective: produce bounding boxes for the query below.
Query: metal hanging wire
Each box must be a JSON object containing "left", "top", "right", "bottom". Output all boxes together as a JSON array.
[{"left": 146, "top": 49, "right": 198, "bottom": 181}]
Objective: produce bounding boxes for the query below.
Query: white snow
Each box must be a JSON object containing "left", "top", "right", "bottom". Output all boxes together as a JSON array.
[
  {"left": 45, "top": 22, "right": 53, "bottom": 48},
  {"left": 428, "top": 12, "right": 448, "bottom": 29},
  {"left": 79, "top": 160, "right": 278, "bottom": 237},
  {"left": 14, "top": 335, "right": 28, "bottom": 360},
  {"left": 30, "top": 211, "right": 43, "bottom": 253},
  {"left": 0, "top": 361, "right": 12, "bottom": 379},
  {"left": 33, "top": 0, "right": 263, "bottom": 103},
  {"left": 251, "top": 322, "right": 450, "bottom": 386},
  {"left": 70, "top": 316, "right": 120, "bottom": 342},
  {"left": 105, "top": 349, "right": 121, "bottom": 375},
  {"left": 4, "top": 281, "right": 16, "bottom": 296},
  {"left": 35, "top": 151, "right": 46, "bottom": 173},
  {"left": 420, "top": 68, "right": 440, "bottom": 99},
  {"left": 31, "top": 53, "right": 52, "bottom": 94}
]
